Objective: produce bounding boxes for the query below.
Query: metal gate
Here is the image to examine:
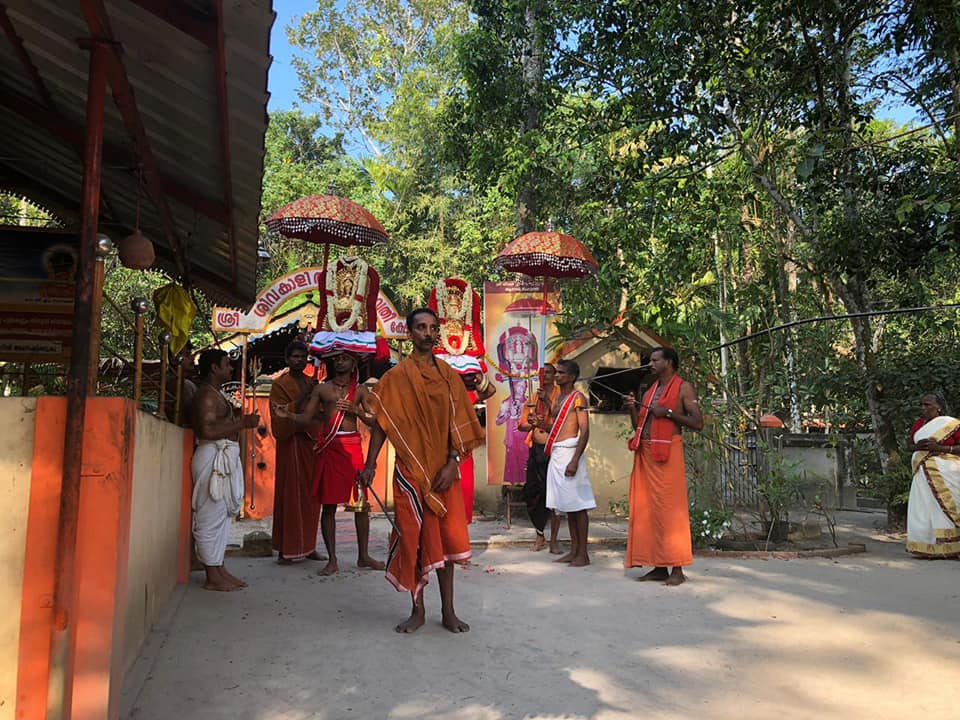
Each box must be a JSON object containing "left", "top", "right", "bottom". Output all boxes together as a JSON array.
[{"left": 720, "top": 430, "right": 766, "bottom": 507}]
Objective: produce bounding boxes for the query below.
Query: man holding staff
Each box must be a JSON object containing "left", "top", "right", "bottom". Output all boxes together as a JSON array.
[{"left": 359, "top": 308, "right": 485, "bottom": 633}]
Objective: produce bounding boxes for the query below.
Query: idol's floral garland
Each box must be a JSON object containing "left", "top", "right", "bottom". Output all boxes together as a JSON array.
[
  {"left": 326, "top": 256, "right": 368, "bottom": 332},
  {"left": 435, "top": 278, "right": 473, "bottom": 355}
]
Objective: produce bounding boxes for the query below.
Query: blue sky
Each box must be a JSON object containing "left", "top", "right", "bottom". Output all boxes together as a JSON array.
[{"left": 267, "top": 1, "right": 311, "bottom": 111}]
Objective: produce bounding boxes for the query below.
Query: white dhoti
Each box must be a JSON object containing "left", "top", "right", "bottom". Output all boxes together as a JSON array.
[
  {"left": 546, "top": 436, "right": 596, "bottom": 512},
  {"left": 192, "top": 439, "right": 244, "bottom": 566}
]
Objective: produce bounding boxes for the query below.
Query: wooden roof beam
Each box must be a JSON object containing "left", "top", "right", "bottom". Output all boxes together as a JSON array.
[
  {"left": 127, "top": 0, "right": 216, "bottom": 48},
  {"left": 0, "top": 3, "right": 55, "bottom": 107},
  {"left": 213, "top": 0, "right": 237, "bottom": 285},
  {"left": 81, "top": 0, "right": 190, "bottom": 282},
  {"left": 0, "top": 87, "right": 230, "bottom": 226}
]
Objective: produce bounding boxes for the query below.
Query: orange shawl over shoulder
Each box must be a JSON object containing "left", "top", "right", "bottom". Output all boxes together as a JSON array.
[
  {"left": 628, "top": 375, "right": 683, "bottom": 462},
  {"left": 369, "top": 355, "right": 485, "bottom": 512}
]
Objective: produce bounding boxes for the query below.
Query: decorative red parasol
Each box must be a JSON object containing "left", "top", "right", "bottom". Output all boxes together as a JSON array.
[
  {"left": 491, "top": 230, "right": 598, "bottom": 279},
  {"left": 492, "top": 229, "right": 598, "bottom": 372},
  {"left": 265, "top": 194, "right": 388, "bottom": 247},
  {"left": 505, "top": 296, "right": 557, "bottom": 316}
]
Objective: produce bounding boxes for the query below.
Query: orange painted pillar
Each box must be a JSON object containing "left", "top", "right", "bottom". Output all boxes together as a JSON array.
[
  {"left": 71, "top": 399, "right": 134, "bottom": 719},
  {"left": 16, "top": 397, "right": 65, "bottom": 719},
  {"left": 17, "top": 398, "right": 136, "bottom": 720},
  {"left": 51, "top": 39, "right": 109, "bottom": 718}
]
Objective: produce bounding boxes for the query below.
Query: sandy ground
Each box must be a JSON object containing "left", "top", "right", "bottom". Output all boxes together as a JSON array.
[{"left": 122, "top": 512, "right": 960, "bottom": 720}]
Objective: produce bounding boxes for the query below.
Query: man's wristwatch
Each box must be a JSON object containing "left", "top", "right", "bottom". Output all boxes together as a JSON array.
[
  {"left": 448, "top": 453, "right": 461, "bottom": 463},
  {"left": 666, "top": 409, "right": 674, "bottom": 419}
]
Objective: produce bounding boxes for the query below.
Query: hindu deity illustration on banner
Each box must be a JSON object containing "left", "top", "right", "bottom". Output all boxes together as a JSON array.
[{"left": 483, "top": 280, "right": 560, "bottom": 486}]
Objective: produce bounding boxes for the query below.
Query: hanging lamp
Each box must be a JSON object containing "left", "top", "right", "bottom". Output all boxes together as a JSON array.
[{"left": 119, "top": 166, "right": 155, "bottom": 269}]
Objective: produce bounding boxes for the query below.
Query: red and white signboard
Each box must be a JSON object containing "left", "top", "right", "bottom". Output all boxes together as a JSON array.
[{"left": 212, "top": 266, "right": 407, "bottom": 338}]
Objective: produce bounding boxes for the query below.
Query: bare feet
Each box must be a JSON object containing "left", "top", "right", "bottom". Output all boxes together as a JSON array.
[
  {"left": 221, "top": 567, "right": 248, "bottom": 588},
  {"left": 553, "top": 552, "right": 574, "bottom": 563},
  {"left": 317, "top": 559, "right": 339, "bottom": 576},
  {"left": 395, "top": 607, "right": 426, "bottom": 633},
  {"left": 202, "top": 579, "right": 240, "bottom": 592},
  {"left": 637, "top": 567, "right": 669, "bottom": 582},
  {"left": 202, "top": 567, "right": 241, "bottom": 591},
  {"left": 306, "top": 551, "right": 328, "bottom": 562},
  {"left": 442, "top": 611, "right": 470, "bottom": 633},
  {"left": 357, "top": 556, "right": 386, "bottom": 571},
  {"left": 569, "top": 555, "right": 591, "bottom": 567},
  {"left": 532, "top": 534, "right": 546, "bottom": 551},
  {"left": 664, "top": 568, "right": 686, "bottom": 586},
  {"left": 277, "top": 555, "right": 294, "bottom": 565},
  {"left": 549, "top": 542, "right": 563, "bottom": 555}
]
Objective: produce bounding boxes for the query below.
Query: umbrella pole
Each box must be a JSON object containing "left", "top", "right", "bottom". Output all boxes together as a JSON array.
[
  {"left": 540, "top": 277, "right": 548, "bottom": 390},
  {"left": 239, "top": 334, "right": 248, "bottom": 519},
  {"left": 322, "top": 242, "right": 330, "bottom": 272}
]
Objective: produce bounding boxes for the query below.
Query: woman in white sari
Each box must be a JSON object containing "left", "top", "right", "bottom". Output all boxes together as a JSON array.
[{"left": 907, "top": 393, "right": 960, "bottom": 558}]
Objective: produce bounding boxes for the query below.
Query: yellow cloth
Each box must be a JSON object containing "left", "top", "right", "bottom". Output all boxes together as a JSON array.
[{"left": 153, "top": 283, "right": 196, "bottom": 356}]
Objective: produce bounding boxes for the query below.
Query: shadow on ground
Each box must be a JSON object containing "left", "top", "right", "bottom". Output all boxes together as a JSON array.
[{"left": 123, "top": 513, "right": 960, "bottom": 720}]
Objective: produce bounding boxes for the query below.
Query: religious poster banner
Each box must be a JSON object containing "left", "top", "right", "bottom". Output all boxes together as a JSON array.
[
  {"left": 211, "top": 266, "right": 407, "bottom": 339},
  {"left": 484, "top": 279, "right": 560, "bottom": 486},
  {"left": 0, "top": 228, "right": 78, "bottom": 362}
]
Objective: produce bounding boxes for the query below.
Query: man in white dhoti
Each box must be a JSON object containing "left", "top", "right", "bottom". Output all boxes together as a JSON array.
[
  {"left": 906, "top": 393, "right": 960, "bottom": 558},
  {"left": 545, "top": 360, "right": 595, "bottom": 567},
  {"left": 191, "top": 349, "right": 260, "bottom": 591}
]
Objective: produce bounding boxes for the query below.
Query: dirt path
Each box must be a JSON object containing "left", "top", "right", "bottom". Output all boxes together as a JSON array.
[{"left": 123, "top": 517, "right": 960, "bottom": 720}]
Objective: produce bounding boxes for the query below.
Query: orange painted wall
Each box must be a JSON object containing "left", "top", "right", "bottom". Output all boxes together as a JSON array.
[{"left": 16, "top": 398, "right": 136, "bottom": 720}]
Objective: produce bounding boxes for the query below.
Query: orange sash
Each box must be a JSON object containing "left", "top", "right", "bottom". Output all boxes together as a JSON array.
[
  {"left": 369, "top": 355, "right": 484, "bottom": 517},
  {"left": 545, "top": 391, "right": 583, "bottom": 456},
  {"left": 628, "top": 375, "right": 682, "bottom": 462}
]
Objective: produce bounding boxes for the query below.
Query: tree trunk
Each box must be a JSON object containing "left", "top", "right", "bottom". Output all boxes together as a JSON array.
[
  {"left": 517, "top": 0, "right": 545, "bottom": 234},
  {"left": 832, "top": 276, "right": 897, "bottom": 473}
]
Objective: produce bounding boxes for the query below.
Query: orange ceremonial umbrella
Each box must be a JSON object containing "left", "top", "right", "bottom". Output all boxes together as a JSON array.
[
  {"left": 265, "top": 194, "right": 388, "bottom": 268},
  {"left": 265, "top": 194, "right": 388, "bottom": 246},
  {"left": 492, "top": 229, "right": 599, "bottom": 373}
]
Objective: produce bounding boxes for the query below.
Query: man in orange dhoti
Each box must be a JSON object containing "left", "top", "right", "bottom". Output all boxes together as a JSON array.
[
  {"left": 360, "top": 308, "right": 485, "bottom": 633},
  {"left": 269, "top": 341, "right": 324, "bottom": 564},
  {"left": 624, "top": 347, "right": 703, "bottom": 586}
]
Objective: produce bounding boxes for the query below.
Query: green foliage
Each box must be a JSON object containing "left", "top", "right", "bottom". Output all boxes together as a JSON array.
[
  {"left": 756, "top": 444, "right": 805, "bottom": 524},
  {"left": 689, "top": 505, "right": 734, "bottom": 549},
  {"left": 253, "top": 1, "right": 960, "bottom": 497}
]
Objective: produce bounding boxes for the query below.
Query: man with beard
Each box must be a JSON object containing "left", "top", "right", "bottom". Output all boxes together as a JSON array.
[
  {"left": 518, "top": 363, "right": 563, "bottom": 552},
  {"left": 624, "top": 347, "right": 703, "bottom": 586},
  {"left": 192, "top": 349, "right": 259, "bottom": 590}
]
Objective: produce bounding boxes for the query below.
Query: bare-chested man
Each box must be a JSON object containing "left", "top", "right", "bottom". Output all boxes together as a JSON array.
[
  {"left": 518, "top": 363, "right": 563, "bottom": 552},
  {"left": 623, "top": 346, "right": 703, "bottom": 586},
  {"left": 191, "top": 349, "right": 260, "bottom": 591},
  {"left": 544, "top": 359, "right": 595, "bottom": 567},
  {"left": 276, "top": 351, "right": 385, "bottom": 575}
]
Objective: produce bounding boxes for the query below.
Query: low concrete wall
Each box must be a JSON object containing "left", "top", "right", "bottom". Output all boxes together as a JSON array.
[
  {"left": 474, "top": 419, "right": 853, "bottom": 522},
  {"left": 8, "top": 397, "right": 191, "bottom": 719},
  {"left": 122, "top": 412, "right": 186, "bottom": 677},
  {"left": 0, "top": 398, "right": 36, "bottom": 720},
  {"left": 473, "top": 411, "right": 636, "bottom": 519},
  {"left": 778, "top": 435, "right": 840, "bottom": 508}
]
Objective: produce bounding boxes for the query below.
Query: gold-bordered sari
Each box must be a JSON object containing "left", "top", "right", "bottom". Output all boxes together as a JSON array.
[{"left": 907, "top": 415, "right": 960, "bottom": 557}]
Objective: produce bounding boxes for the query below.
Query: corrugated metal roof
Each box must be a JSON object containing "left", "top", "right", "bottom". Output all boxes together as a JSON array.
[{"left": 0, "top": 0, "right": 274, "bottom": 306}]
